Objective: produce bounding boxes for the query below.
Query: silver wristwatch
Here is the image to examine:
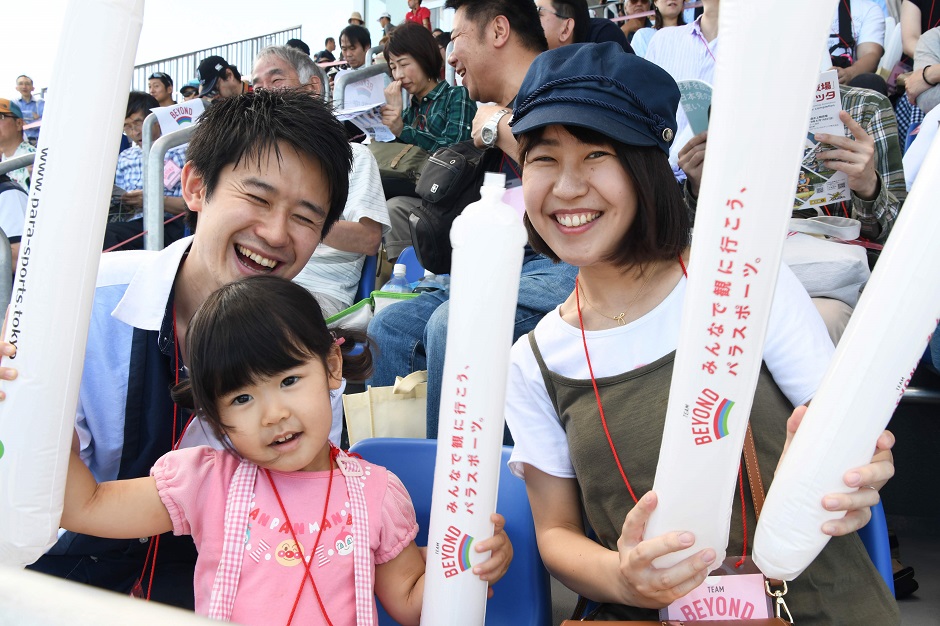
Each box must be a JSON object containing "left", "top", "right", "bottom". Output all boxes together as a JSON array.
[{"left": 481, "top": 108, "right": 511, "bottom": 147}]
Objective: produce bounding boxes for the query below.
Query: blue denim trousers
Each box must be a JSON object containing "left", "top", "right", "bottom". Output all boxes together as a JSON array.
[{"left": 367, "top": 254, "right": 578, "bottom": 439}]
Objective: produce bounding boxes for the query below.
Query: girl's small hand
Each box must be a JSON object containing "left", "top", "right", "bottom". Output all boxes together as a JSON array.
[
  {"left": 472, "top": 513, "right": 513, "bottom": 595},
  {"left": 0, "top": 306, "right": 18, "bottom": 399},
  {"left": 615, "top": 491, "right": 716, "bottom": 608}
]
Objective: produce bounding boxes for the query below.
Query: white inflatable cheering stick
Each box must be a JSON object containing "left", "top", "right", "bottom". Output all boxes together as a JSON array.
[
  {"left": 420, "top": 173, "right": 527, "bottom": 625},
  {"left": 0, "top": 0, "right": 145, "bottom": 567},
  {"left": 753, "top": 130, "right": 940, "bottom": 580},
  {"left": 644, "top": 0, "right": 839, "bottom": 569}
]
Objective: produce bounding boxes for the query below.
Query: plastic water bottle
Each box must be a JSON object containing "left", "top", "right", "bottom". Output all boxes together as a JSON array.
[
  {"left": 413, "top": 270, "right": 445, "bottom": 293},
  {"left": 381, "top": 263, "right": 412, "bottom": 293}
]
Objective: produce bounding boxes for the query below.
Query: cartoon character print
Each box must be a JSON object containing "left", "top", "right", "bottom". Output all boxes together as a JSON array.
[{"left": 334, "top": 530, "right": 354, "bottom": 556}]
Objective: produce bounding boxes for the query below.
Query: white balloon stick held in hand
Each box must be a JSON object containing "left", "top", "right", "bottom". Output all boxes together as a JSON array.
[{"left": 420, "top": 173, "right": 527, "bottom": 625}]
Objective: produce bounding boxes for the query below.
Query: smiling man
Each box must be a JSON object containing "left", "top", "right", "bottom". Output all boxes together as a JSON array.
[
  {"left": 25, "top": 89, "right": 352, "bottom": 609},
  {"left": 252, "top": 44, "right": 389, "bottom": 316}
]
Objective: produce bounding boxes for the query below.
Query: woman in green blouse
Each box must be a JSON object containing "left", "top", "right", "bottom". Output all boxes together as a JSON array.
[{"left": 380, "top": 22, "right": 477, "bottom": 152}]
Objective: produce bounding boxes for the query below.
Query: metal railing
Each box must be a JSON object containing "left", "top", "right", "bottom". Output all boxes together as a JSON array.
[
  {"left": 333, "top": 64, "right": 392, "bottom": 110},
  {"left": 132, "top": 26, "right": 302, "bottom": 93},
  {"left": 0, "top": 154, "right": 35, "bottom": 180},
  {"left": 144, "top": 124, "right": 197, "bottom": 251}
]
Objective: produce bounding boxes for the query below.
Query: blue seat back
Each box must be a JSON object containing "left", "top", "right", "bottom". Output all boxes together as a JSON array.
[
  {"left": 348, "top": 438, "right": 551, "bottom": 626},
  {"left": 857, "top": 499, "right": 895, "bottom": 595},
  {"left": 356, "top": 255, "right": 378, "bottom": 303},
  {"left": 395, "top": 246, "right": 426, "bottom": 284}
]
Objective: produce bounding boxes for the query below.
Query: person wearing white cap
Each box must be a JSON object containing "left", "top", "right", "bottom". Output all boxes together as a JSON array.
[{"left": 378, "top": 11, "right": 394, "bottom": 36}]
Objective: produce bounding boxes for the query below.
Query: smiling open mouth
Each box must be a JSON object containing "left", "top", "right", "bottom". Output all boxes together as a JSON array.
[
  {"left": 555, "top": 212, "right": 600, "bottom": 227},
  {"left": 236, "top": 244, "right": 278, "bottom": 271},
  {"left": 272, "top": 432, "right": 300, "bottom": 446}
]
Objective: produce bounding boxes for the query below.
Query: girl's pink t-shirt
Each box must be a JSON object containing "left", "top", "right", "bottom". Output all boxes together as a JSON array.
[{"left": 152, "top": 446, "right": 418, "bottom": 626}]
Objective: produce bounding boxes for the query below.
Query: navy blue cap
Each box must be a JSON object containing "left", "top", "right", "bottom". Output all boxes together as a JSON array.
[{"left": 510, "top": 42, "right": 679, "bottom": 155}]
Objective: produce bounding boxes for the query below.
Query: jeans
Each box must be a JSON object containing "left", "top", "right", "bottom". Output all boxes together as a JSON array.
[{"left": 368, "top": 254, "right": 578, "bottom": 440}]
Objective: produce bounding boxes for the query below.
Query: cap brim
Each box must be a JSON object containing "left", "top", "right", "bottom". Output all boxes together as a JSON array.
[
  {"left": 198, "top": 77, "right": 219, "bottom": 96},
  {"left": 510, "top": 102, "right": 661, "bottom": 151}
]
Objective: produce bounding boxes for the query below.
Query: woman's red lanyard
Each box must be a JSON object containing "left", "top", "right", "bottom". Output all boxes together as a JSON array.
[
  {"left": 575, "top": 255, "right": 750, "bottom": 566},
  {"left": 413, "top": 97, "right": 435, "bottom": 132},
  {"left": 133, "top": 306, "right": 200, "bottom": 600},
  {"left": 264, "top": 446, "right": 339, "bottom": 626},
  {"left": 694, "top": 20, "right": 717, "bottom": 64}
]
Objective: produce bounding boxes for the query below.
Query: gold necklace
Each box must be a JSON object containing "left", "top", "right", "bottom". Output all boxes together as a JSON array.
[{"left": 578, "top": 268, "right": 655, "bottom": 326}]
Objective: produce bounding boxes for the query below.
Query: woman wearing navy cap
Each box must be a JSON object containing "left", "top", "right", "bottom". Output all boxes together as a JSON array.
[{"left": 503, "top": 42, "right": 898, "bottom": 623}]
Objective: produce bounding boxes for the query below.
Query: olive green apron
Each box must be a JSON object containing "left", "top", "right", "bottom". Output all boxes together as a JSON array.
[{"left": 528, "top": 332, "right": 898, "bottom": 624}]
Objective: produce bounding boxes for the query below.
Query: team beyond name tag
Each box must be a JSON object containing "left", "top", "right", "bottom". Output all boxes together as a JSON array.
[{"left": 661, "top": 557, "right": 773, "bottom": 621}]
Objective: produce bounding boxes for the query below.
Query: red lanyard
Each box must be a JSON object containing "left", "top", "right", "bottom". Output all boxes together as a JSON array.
[
  {"left": 694, "top": 20, "right": 717, "bottom": 64},
  {"left": 575, "top": 255, "right": 749, "bottom": 564},
  {"left": 134, "top": 305, "right": 199, "bottom": 601},
  {"left": 264, "top": 446, "right": 338, "bottom": 626}
]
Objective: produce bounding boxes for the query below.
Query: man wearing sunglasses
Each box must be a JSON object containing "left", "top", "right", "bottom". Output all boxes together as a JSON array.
[{"left": 0, "top": 99, "right": 34, "bottom": 190}]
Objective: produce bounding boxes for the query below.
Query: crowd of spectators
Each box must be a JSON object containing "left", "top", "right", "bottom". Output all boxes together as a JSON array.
[{"left": 5, "top": 0, "right": 934, "bottom": 620}]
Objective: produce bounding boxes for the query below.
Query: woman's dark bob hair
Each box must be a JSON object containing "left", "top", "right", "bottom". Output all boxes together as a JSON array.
[
  {"left": 517, "top": 124, "right": 691, "bottom": 269},
  {"left": 383, "top": 22, "right": 444, "bottom": 83},
  {"left": 171, "top": 276, "right": 371, "bottom": 444}
]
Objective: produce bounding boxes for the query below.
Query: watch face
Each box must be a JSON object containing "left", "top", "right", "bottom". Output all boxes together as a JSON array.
[{"left": 482, "top": 127, "right": 495, "bottom": 145}]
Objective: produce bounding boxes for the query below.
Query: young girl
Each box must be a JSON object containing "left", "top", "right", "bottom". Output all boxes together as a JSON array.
[
  {"left": 60, "top": 275, "right": 512, "bottom": 625},
  {"left": 503, "top": 43, "right": 899, "bottom": 623}
]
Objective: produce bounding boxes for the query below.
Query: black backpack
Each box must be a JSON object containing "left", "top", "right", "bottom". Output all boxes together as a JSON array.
[
  {"left": 409, "top": 140, "right": 504, "bottom": 274},
  {"left": 0, "top": 174, "right": 25, "bottom": 195}
]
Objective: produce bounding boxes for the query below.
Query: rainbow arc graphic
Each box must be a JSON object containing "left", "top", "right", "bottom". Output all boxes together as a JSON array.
[
  {"left": 457, "top": 534, "right": 474, "bottom": 572},
  {"left": 712, "top": 399, "right": 734, "bottom": 439}
]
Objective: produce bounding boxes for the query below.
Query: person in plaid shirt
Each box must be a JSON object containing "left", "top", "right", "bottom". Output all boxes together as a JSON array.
[{"left": 106, "top": 91, "right": 188, "bottom": 249}]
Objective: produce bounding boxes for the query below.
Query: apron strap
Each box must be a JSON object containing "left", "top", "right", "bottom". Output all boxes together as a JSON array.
[{"left": 208, "top": 458, "right": 258, "bottom": 621}]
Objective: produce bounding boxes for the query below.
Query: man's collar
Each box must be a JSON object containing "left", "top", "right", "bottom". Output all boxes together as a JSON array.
[{"left": 111, "top": 236, "right": 194, "bottom": 330}]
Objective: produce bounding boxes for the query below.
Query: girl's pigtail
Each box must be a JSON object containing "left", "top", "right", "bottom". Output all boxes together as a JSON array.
[
  {"left": 333, "top": 326, "right": 374, "bottom": 381},
  {"left": 170, "top": 378, "right": 196, "bottom": 411}
]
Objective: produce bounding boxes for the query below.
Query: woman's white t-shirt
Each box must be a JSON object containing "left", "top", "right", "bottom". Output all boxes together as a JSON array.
[{"left": 506, "top": 263, "right": 834, "bottom": 480}]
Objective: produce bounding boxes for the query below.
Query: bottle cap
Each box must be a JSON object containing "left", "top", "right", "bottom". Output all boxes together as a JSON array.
[
  {"left": 482, "top": 172, "right": 506, "bottom": 188},
  {"left": 393, "top": 263, "right": 407, "bottom": 275}
]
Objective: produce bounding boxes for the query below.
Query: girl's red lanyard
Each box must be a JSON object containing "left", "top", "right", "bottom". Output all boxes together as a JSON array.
[
  {"left": 133, "top": 305, "right": 199, "bottom": 601},
  {"left": 264, "top": 446, "right": 339, "bottom": 626},
  {"left": 575, "top": 254, "right": 750, "bottom": 565}
]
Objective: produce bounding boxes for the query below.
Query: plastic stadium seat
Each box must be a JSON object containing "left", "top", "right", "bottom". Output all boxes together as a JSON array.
[
  {"left": 356, "top": 255, "right": 378, "bottom": 303},
  {"left": 395, "top": 246, "right": 426, "bottom": 284},
  {"left": 348, "top": 438, "right": 552, "bottom": 626},
  {"left": 857, "top": 500, "right": 895, "bottom": 595}
]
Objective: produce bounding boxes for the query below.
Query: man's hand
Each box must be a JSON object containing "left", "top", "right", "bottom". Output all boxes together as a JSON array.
[
  {"left": 471, "top": 104, "right": 504, "bottom": 149},
  {"left": 120, "top": 190, "right": 144, "bottom": 210},
  {"left": 814, "top": 111, "right": 879, "bottom": 201},
  {"left": 677, "top": 131, "right": 708, "bottom": 198}
]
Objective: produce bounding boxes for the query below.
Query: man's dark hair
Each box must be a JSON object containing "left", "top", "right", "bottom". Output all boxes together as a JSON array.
[
  {"left": 434, "top": 31, "right": 452, "bottom": 49},
  {"left": 285, "top": 38, "right": 311, "bottom": 55},
  {"left": 340, "top": 24, "right": 372, "bottom": 50},
  {"left": 384, "top": 22, "right": 444, "bottom": 81},
  {"left": 551, "top": 0, "right": 590, "bottom": 43},
  {"left": 184, "top": 89, "right": 352, "bottom": 238},
  {"left": 517, "top": 124, "right": 689, "bottom": 268},
  {"left": 444, "top": 0, "right": 548, "bottom": 53},
  {"left": 325, "top": 36, "right": 335, "bottom": 46},
  {"left": 228, "top": 65, "right": 242, "bottom": 81},
  {"left": 125, "top": 91, "right": 159, "bottom": 118},
  {"left": 16, "top": 75, "right": 32, "bottom": 83}
]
